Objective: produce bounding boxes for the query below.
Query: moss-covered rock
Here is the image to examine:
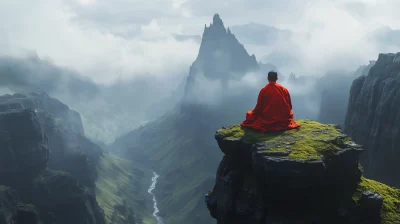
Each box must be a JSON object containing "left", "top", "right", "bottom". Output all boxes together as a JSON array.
[
  {"left": 215, "top": 120, "right": 363, "bottom": 189},
  {"left": 207, "top": 120, "right": 400, "bottom": 224},
  {"left": 354, "top": 177, "right": 400, "bottom": 223},
  {"left": 216, "top": 120, "right": 356, "bottom": 160}
]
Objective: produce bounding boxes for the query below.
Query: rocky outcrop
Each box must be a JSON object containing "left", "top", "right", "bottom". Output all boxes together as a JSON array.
[
  {"left": 31, "top": 170, "right": 105, "bottom": 224},
  {"left": 0, "top": 93, "right": 103, "bottom": 190},
  {"left": 345, "top": 52, "right": 400, "bottom": 187},
  {"left": 206, "top": 120, "right": 400, "bottom": 224},
  {"left": 0, "top": 93, "right": 84, "bottom": 135},
  {"left": 0, "top": 109, "right": 49, "bottom": 187},
  {"left": 0, "top": 108, "right": 106, "bottom": 224}
]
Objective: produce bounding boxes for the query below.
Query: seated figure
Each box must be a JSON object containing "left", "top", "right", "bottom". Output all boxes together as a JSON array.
[{"left": 241, "top": 71, "right": 300, "bottom": 133}]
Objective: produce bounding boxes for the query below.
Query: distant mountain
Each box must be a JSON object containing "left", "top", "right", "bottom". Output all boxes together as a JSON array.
[{"left": 184, "top": 14, "right": 259, "bottom": 92}]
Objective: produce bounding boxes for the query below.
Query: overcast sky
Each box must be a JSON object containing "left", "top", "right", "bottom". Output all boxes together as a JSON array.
[{"left": 1, "top": 0, "right": 400, "bottom": 84}]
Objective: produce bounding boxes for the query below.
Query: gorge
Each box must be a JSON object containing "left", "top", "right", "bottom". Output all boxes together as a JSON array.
[{"left": 1, "top": 9, "right": 400, "bottom": 224}]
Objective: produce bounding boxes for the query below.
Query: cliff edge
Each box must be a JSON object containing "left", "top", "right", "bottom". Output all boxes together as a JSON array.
[{"left": 206, "top": 120, "right": 400, "bottom": 224}]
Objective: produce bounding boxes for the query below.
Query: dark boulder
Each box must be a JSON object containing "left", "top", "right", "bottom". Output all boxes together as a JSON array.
[{"left": 359, "top": 190, "right": 383, "bottom": 223}]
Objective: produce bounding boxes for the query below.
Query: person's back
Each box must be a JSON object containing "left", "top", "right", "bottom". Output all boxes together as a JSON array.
[{"left": 241, "top": 71, "right": 300, "bottom": 133}]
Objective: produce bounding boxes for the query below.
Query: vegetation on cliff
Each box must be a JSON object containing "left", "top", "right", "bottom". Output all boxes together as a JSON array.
[
  {"left": 209, "top": 119, "right": 400, "bottom": 224},
  {"left": 354, "top": 177, "right": 400, "bottom": 223},
  {"left": 216, "top": 119, "right": 354, "bottom": 159}
]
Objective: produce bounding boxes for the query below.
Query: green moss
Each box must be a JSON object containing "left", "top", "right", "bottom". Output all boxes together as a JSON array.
[
  {"left": 217, "top": 120, "right": 353, "bottom": 160},
  {"left": 353, "top": 177, "right": 400, "bottom": 223}
]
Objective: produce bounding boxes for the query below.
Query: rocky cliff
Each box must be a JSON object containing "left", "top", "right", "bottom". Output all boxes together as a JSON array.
[
  {"left": 345, "top": 52, "right": 400, "bottom": 187},
  {"left": 206, "top": 120, "right": 400, "bottom": 224},
  {"left": 0, "top": 109, "right": 106, "bottom": 224},
  {"left": 0, "top": 92, "right": 84, "bottom": 135},
  {"left": 0, "top": 93, "right": 103, "bottom": 189}
]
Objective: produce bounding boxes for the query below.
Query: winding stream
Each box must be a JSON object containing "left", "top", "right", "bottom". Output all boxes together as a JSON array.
[{"left": 148, "top": 171, "right": 164, "bottom": 224}]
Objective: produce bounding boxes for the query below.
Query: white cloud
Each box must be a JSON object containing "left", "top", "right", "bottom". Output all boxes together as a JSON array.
[
  {"left": 1, "top": 0, "right": 400, "bottom": 85},
  {"left": 0, "top": 0, "right": 199, "bottom": 84}
]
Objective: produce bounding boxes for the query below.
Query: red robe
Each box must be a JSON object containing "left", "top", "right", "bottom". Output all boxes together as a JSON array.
[{"left": 241, "top": 82, "right": 300, "bottom": 133}]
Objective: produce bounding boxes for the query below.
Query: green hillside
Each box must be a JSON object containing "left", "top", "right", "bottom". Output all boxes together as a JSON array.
[
  {"left": 112, "top": 110, "right": 223, "bottom": 224},
  {"left": 96, "top": 154, "right": 154, "bottom": 224}
]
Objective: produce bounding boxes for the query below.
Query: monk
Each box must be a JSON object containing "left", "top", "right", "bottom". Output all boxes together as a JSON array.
[{"left": 241, "top": 71, "right": 300, "bottom": 133}]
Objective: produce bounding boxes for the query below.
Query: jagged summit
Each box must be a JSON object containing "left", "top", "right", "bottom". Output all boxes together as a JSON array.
[
  {"left": 212, "top": 13, "right": 224, "bottom": 27},
  {"left": 184, "top": 13, "right": 259, "bottom": 98}
]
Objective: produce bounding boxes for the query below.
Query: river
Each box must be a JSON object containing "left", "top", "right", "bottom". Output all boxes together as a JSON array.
[{"left": 147, "top": 171, "right": 164, "bottom": 224}]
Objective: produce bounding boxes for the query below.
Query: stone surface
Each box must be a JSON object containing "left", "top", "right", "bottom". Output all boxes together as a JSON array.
[
  {"left": 0, "top": 93, "right": 103, "bottom": 190},
  {"left": 0, "top": 95, "right": 107, "bottom": 224},
  {"left": 31, "top": 170, "right": 105, "bottom": 224},
  {"left": 359, "top": 190, "right": 383, "bottom": 222},
  {"left": 207, "top": 120, "right": 400, "bottom": 224},
  {"left": 345, "top": 52, "right": 400, "bottom": 187},
  {"left": 0, "top": 93, "right": 84, "bottom": 135},
  {"left": 0, "top": 109, "right": 49, "bottom": 186}
]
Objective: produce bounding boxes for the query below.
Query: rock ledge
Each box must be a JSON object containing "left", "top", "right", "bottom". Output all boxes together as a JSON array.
[{"left": 206, "top": 120, "right": 400, "bottom": 224}]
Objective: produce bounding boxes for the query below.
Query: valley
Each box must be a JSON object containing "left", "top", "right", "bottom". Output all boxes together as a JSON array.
[{"left": 1, "top": 3, "right": 400, "bottom": 224}]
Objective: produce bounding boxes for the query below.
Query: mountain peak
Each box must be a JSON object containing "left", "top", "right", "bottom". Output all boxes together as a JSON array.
[
  {"left": 212, "top": 13, "right": 223, "bottom": 27},
  {"left": 183, "top": 14, "right": 259, "bottom": 101}
]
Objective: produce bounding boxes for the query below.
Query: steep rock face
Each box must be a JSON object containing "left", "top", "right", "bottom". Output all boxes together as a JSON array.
[
  {"left": 0, "top": 93, "right": 84, "bottom": 135},
  {"left": 206, "top": 120, "right": 400, "bottom": 224},
  {"left": 0, "top": 108, "right": 106, "bottom": 224},
  {"left": 0, "top": 93, "right": 103, "bottom": 190},
  {"left": 31, "top": 170, "right": 105, "bottom": 224},
  {"left": 0, "top": 109, "right": 49, "bottom": 186},
  {"left": 345, "top": 53, "right": 400, "bottom": 187}
]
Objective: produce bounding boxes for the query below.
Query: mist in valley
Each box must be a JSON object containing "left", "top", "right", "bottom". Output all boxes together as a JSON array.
[{"left": 1, "top": 0, "right": 400, "bottom": 223}]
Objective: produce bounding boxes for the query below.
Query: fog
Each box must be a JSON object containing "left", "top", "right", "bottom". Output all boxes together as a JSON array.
[{"left": 1, "top": 0, "right": 400, "bottom": 143}]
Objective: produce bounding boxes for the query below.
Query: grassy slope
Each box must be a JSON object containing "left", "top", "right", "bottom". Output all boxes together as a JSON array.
[
  {"left": 96, "top": 154, "right": 154, "bottom": 224},
  {"left": 354, "top": 177, "right": 400, "bottom": 224},
  {"left": 112, "top": 110, "right": 223, "bottom": 224}
]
